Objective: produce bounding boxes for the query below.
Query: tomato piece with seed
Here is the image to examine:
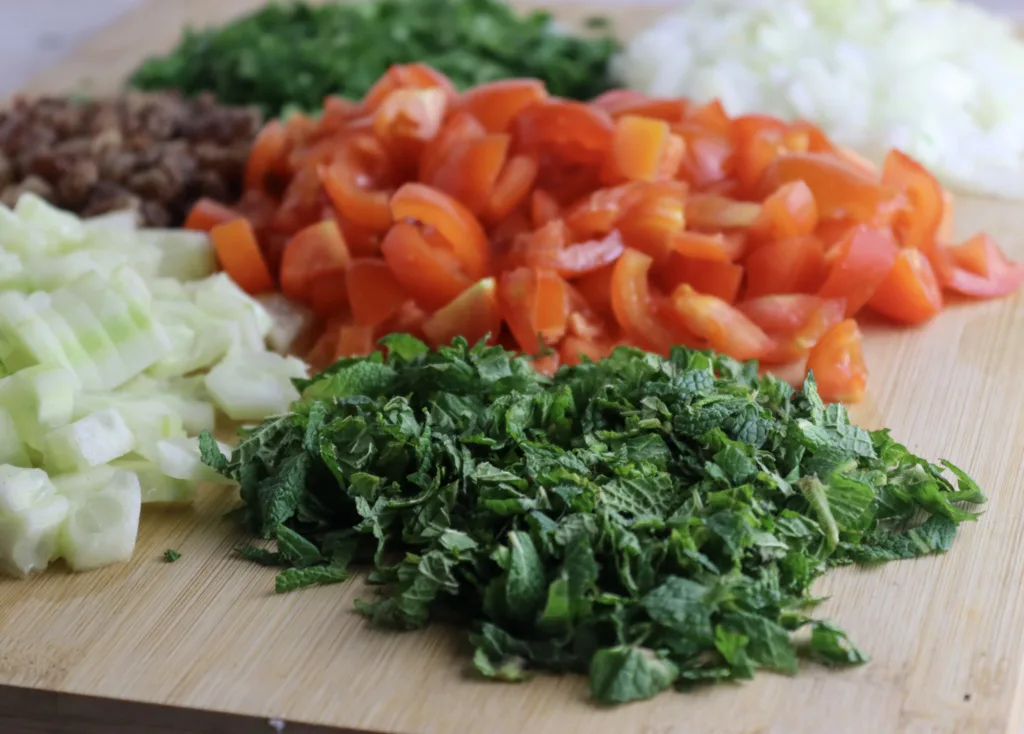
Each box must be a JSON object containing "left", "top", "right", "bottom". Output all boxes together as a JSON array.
[
  {"left": 669, "top": 284, "right": 775, "bottom": 362},
  {"left": 390, "top": 183, "right": 489, "bottom": 280},
  {"left": 751, "top": 181, "right": 817, "bottom": 242},
  {"left": 280, "top": 220, "right": 351, "bottom": 302},
  {"left": 868, "top": 249, "right": 943, "bottom": 325},
  {"left": 745, "top": 235, "right": 825, "bottom": 298},
  {"left": 944, "top": 233, "right": 1024, "bottom": 299},
  {"left": 346, "top": 258, "right": 409, "bottom": 328},
  {"left": 380, "top": 222, "right": 473, "bottom": 310},
  {"left": 499, "top": 267, "right": 569, "bottom": 352},
  {"left": 610, "top": 248, "right": 679, "bottom": 355}
]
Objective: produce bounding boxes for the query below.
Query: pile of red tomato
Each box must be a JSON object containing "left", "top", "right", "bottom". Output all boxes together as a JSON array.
[{"left": 185, "top": 63, "right": 1024, "bottom": 403}]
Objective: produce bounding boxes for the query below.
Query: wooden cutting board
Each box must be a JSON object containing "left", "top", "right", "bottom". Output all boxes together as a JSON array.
[{"left": 5, "top": 2, "right": 1024, "bottom": 733}]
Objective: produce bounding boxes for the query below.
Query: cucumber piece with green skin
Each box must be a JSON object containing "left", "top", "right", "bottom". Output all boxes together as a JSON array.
[
  {"left": 0, "top": 290, "right": 79, "bottom": 379},
  {"left": 42, "top": 408, "right": 136, "bottom": 474},
  {"left": 0, "top": 407, "right": 30, "bottom": 467},
  {"left": 58, "top": 468, "right": 141, "bottom": 572},
  {"left": 15, "top": 192, "right": 85, "bottom": 250},
  {"left": 25, "top": 291, "right": 101, "bottom": 391},
  {"left": 48, "top": 287, "right": 129, "bottom": 391},
  {"left": 64, "top": 271, "right": 171, "bottom": 382},
  {"left": 110, "top": 457, "right": 196, "bottom": 504},
  {"left": 0, "top": 366, "right": 78, "bottom": 451},
  {"left": 0, "top": 493, "right": 69, "bottom": 578}
]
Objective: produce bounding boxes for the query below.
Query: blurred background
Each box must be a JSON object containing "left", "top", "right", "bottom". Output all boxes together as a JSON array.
[{"left": 0, "top": 0, "right": 1021, "bottom": 97}]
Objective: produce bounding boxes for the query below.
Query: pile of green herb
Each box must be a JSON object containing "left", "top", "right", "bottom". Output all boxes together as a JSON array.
[
  {"left": 200, "top": 336, "right": 984, "bottom": 704},
  {"left": 129, "top": 0, "right": 619, "bottom": 116}
]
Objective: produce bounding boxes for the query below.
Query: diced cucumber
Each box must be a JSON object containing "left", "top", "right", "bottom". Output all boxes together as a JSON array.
[
  {"left": 0, "top": 407, "right": 30, "bottom": 467},
  {"left": 50, "top": 465, "right": 120, "bottom": 497},
  {"left": 148, "top": 277, "right": 188, "bottom": 301},
  {"left": 0, "top": 202, "right": 47, "bottom": 254},
  {"left": 59, "top": 469, "right": 141, "bottom": 572},
  {"left": 0, "top": 249, "right": 26, "bottom": 290},
  {"left": 155, "top": 436, "right": 232, "bottom": 484},
  {"left": 42, "top": 408, "right": 136, "bottom": 474},
  {"left": 26, "top": 291, "right": 101, "bottom": 390},
  {"left": 141, "top": 229, "right": 217, "bottom": 281},
  {"left": 0, "top": 290, "right": 79, "bottom": 379},
  {"left": 0, "top": 492, "right": 68, "bottom": 578},
  {"left": 75, "top": 393, "right": 186, "bottom": 464},
  {"left": 64, "top": 271, "right": 171, "bottom": 381},
  {"left": 190, "top": 274, "right": 273, "bottom": 349},
  {"left": 204, "top": 350, "right": 304, "bottom": 421},
  {"left": 48, "top": 287, "right": 129, "bottom": 391},
  {"left": 15, "top": 192, "right": 85, "bottom": 250},
  {"left": 83, "top": 209, "right": 138, "bottom": 234},
  {"left": 111, "top": 457, "right": 196, "bottom": 504},
  {"left": 0, "top": 465, "right": 54, "bottom": 516},
  {"left": 0, "top": 366, "right": 78, "bottom": 450},
  {"left": 147, "top": 300, "right": 233, "bottom": 378}
]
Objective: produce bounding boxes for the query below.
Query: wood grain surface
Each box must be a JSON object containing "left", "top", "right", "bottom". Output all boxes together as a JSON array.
[{"left": 5, "top": 2, "right": 1024, "bottom": 733}]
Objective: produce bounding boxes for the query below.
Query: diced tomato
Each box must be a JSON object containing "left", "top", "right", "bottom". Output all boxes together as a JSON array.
[
  {"left": 944, "top": 233, "right": 1024, "bottom": 299},
  {"left": 758, "top": 153, "right": 902, "bottom": 224},
  {"left": 499, "top": 267, "right": 569, "bottom": 353},
  {"left": 672, "top": 231, "right": 745, "bottom": 263},
  {"left": 457, "top": 79, "right": 548, "bottom": 134},
  {"left": 320, "top": 163, "right": 393, "bottom": 233},
  {"left": 429, "top": 133, "right": 510, "bottom": 215},
  {"left": 610, "top": 115, "right": 678, "bottom": 182},
  {"left": 751, "top": 181, "right": 817, "bottom": 242},
  {"left": 685, "top": 195, "right": 761, "bottom": 231},
  {"left": 655, "top": 253, "right": 743, "bottom": 304},
  {"left": 335, "top": 324, "right": 377, "bottom": 359},
  {"left": 420, "top": 111, "right": 487, "bottom": 184},
  {"left": 669, "top": 284, "right": 775, "bottom": 362},
  {"left": 362, "top": 63, "right": 457, "bottom": 112},
  {"left": 868, "top": 248, "right": 942, "bottom": 325},
  {"left": 806, "top": 319, "right": 868, "bottom": 403},
  {"left": 373, "top": 88, "right": 448, "bottom": 143},
  {"left": 380, "top": 222, "right": 473, "bottom": 310},
  {"left": 513, "top": 99, "right": 615, "bottom": 165},
  {"left": 531, "top": 352, "right": 561, "bottom": 376},
  {"left": 560, "top": 335, "right": 610, "bottom": 366},
  {"left": 518, "top": 221, "right": 624, "bottom": 277},
  {"left": 279, "top": 220, "right": 351, "bottom": 302},
  {"left": 574, "top": 263, "right": 616, "bottom": 317},
  {"left": 531, "top": 189, "right": 562, "bottom": 228},
  {"left": 738, "top": 295, "right": 846, "bottom": 363},
  {"left": 346, "top": 258, "right": 409, "bottom": 328},
  {"left": 390, "top": 183, "right": 490, "bottom": 280},
  {"left": 610, "top": 248, "right": 679, "bottom": 355},
  {"left": 615, "top": 194, "right": 684, "bottom": 264},
  {"left": 245, "top": 120, "right": 289, "bottom": 193},
  {"left": 745, "top": 235, "right": 825, "bottom": 298},
  {"left": 209, "top": 218, "right": 274, "bottom": 295},
  {"left": 817, "top": 226, "right": 899, "bottom": 316},
  {"left": 422, "top": 277, "right": 502, "bottom": 348},
  {"left": 675, "top": 129, "right": 734, "bottom": 188},
  {"left": 185, "top": 198, "right": 241, "bottom": 232},
  {"left": 882, "top": 149, "right": 943, "bottom": 251},
  {"left": 486, "top": 155, "right": 539, "bottom": 222}
]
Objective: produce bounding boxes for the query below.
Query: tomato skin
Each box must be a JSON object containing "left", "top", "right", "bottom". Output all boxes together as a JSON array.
[
  {"left": 944, "top": 233, "right": 1024, "bottom": 299},
  {"left": 758, "top": 153, "right": 901, "bottom": 223},
  {"left": 655, "top": 253, "right": 743, "bottom": 304},
  {"left": 422, "top": 277, "right": 502, "bottom": 348},
  {"left": 669, "top": 284, "right": 775, "bottom": 362},
  {"left": 806, "top": 319, "right": 868, "bottom": 403},
  {"left": 751, "top": 181, "right": 817, "bottom": 242},
  {"left": 486, "top": 154, "right": 539, "bottom": 223},
  {"left": 868, "top": 249, "right": 942, "bottom": 325},
  {"left": 610, "top": 248, "right": 678, "bottom": 355},
  {"left": 380, "top": 222, "right": 473, "bottom": 310},
  {"left": 320, "top": 163, "right": 393, "bottom": 234},
  {"left": 346, "top": 258, "right": 409, "bottom": 328},
  {"left": 280, "top": 220, "right": 351, "bottom": 302},
  {"left": 498, "top": 267, "right": 569, "bottom": 353},
  {"left": 420, "top": 111, "right": 487, "bottom": 184},
  {"left": 389, "top": 183, "right": 490, "bottom": 280},
  {"left": 817, "top": 225, "right": 899, "bottom": 316},
  {"left": 744, "top": 235, "right": 825, "bottom": 298},
  {"left": 457, "top": 79, "right": 548, "bottom": 134},
  {"left": 672, "top": 231, "right": 745, "bottom": 263},
  {"left": 210, "top": 218, "right": 275, "bottom": 295},
  {"left": 684, "top": 195, "right": 762, "bottom": 231},
  {"left": 335, "top": 324, "right": 377, "bottom": 359},
  {"left": 513, "top": 100, "right": 615, "bottom": 165},
  {"left": 429, "top": 134, "right": 510, "bottom": 215},
  {"left": 185, "top": 198, "right": 241, "bottom": 232}
]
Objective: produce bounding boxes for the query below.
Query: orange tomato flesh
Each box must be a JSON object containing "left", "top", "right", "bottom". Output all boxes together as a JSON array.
[{"left": 232, "top": 64, "right": 1022, "bottom": 402}]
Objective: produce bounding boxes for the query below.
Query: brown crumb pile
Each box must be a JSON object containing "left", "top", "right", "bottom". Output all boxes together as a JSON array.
[{"left": 0, "top": 92, "right": 262, "bottom": 226}]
